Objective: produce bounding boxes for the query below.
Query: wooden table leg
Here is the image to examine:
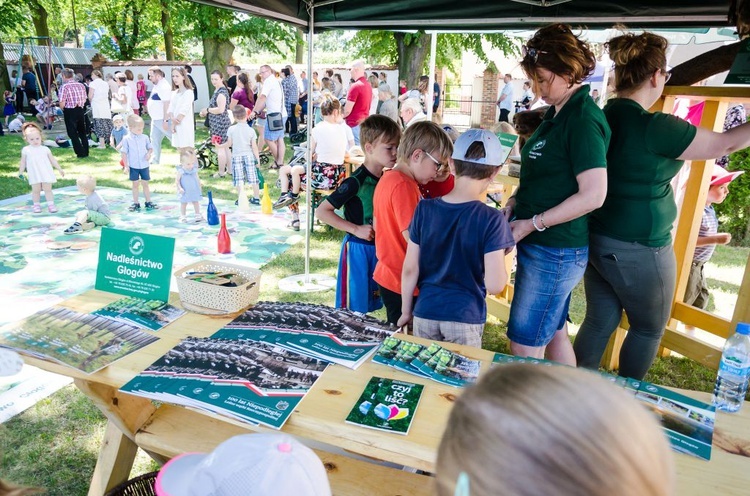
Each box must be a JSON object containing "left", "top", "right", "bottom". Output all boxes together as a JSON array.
[{"left": 74, "top": 379, "right": 157, "bottom": 495}]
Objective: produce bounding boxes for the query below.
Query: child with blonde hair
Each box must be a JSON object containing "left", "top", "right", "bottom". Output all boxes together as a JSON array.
[
  {"left": 18, "top": 122, "right": 65, "bottom": 213},
  {"left": 63, "top": 175, "right": 110, "bottom": 234},
  {"left": 120, "top": 114, "right": 156, "bottom": 211},
  {"left": 436, "top": 364, "right": 674, "bottom": 496},
  {"left": 175, "top": 147, "right": 204, "bottom": 223},
  {"left": 225, "top": 104, "right": 261, "bottom": 207}
]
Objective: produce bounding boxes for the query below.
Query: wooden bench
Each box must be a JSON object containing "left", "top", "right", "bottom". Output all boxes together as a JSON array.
[{"left": 135, "top": 404, "right": 433, "bottom": 496}]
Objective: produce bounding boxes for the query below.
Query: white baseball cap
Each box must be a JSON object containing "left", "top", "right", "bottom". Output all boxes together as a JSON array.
[
  {"left": 451, "top": 128, "right": 504, "bottom": 167},
  {"left": 155, "top": 433, "right": 332, "bottom": 496}
]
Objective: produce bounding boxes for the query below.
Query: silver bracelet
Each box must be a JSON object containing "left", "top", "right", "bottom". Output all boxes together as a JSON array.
[
  {"left": 540, "top": 212, "right": 550, "bottom": 229},
  {"left": 532, "top": 214, "right": 546, "bottom": 232}
]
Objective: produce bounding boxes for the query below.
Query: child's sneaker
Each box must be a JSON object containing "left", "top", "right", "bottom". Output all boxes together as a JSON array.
[
  {"left": 47, "top": 203, "right": 58, "bottom": 213},
  {"left": 81, "top": 222, "right": 95, "bottom": 231},
  {"left": 178, "top": 215, "right": 188, "bottom": 223},
  {"left": 273, "top": 192, "right": 297, "bottom": 210},
  {"left": 144, "top": 201, "right": 158, "bottom": 210},
  {"left": 129, "top": 202, "right": 141, "bottom": 212},
  {"left": 194, "top": 214, "right": 205, "bottom": 223},
  {"left": 32, "top": 204, "right": 42, "bottom": 213},
  {"left": 249, "top": 197, "right": 260, "bottom": 206},
  {"left": 64, "top": 223, "right": 82, "bottom": 234}
]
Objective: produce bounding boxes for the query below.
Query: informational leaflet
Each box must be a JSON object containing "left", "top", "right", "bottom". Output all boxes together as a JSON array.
[
  {"left": 95, "top": 228, "right": 175, "bottom": 302},
  {"left": 120, "top": 336, "right": 328, "bottom": 429},
  {"left": 92, "top": 296, "right": 185, "bottom": 331},
  {"left": 491, "top": 352, "right": 716, "bottom": 460},
  {"left": 345, "top": 376, "right": 424, "bottom": 435},
  {"left": 372, "top": 337, "right": 481, "bottom": 388},
  {"left": 212, "top": 302, "right": 397, "bottom": 369},
  {"left": 0, "top": 306, "right": 159, "bottom": 374}
]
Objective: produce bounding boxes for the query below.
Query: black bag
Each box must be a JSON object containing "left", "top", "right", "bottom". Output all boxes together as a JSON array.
[{"left": 267, "top": 112, "right": 284, "bottom": 131}]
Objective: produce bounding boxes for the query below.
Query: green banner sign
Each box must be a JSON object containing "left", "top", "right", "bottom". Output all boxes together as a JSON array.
[
  {"left": 725, "top": 38, "right": 750, "bottom": 85},
  {"left": 95, "top": 228, "right": 175, "bottom": 302}
]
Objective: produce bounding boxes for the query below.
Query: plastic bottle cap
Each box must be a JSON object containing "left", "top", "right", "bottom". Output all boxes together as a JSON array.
[{"left": 737, "top": 323, "right": 750, "bottom": 336}]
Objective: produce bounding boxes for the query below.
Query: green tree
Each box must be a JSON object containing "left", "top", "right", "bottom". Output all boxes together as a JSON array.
[
  {"left": 347, "top": 30, "right": 517, "bottom": 88},
  {"left": 174, "top": 1, "right": 295, "bottom": 88},
  {"left": 159, "top": 0, "right": 174, "bottom": 60},
  {"left": 0, "top": 2, "right": 30, "bottom": 96},
  {"left": 88, "top": 0, "right": 161, "bottom": 60},
  {"left": 716, "top": 150, "right": 750, "bottom": 245}
]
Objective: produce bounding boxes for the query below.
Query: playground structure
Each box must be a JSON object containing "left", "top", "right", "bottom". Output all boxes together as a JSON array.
[
  {"left": 486, "top": 85, "right": 750, "bottom": 372},
  {"left": 12, "top": 37, "right": 69, "bottom": 100}
]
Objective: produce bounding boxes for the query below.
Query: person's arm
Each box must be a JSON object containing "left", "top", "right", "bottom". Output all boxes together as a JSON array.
[
  {"left": 696, "top": 233, "right": 732, "bottom": 246},
  {"left": 343, "top": 100, "right": 355, "bottom": 118},
  {"left": 252, "top": 94, "right": 267, "bottom": 116},
  {"left": 251, "top": 136, "right": 260, "bottom": 162},
  {"left": 214, "top": 93, "right": 227, "bottom": 114},
  {"left": 229, "top": 96, "right": 239, "bottom": 110},
  {"left": 47, "top": 149, "right": 64, "bottom": 177},
  {"left": 121, "top": 150, "right": 129, "bottom": 172},
  {"left": 679, "top": 122, "right": 750, "bottom": 161},
  {"left": 484, "top": 250, "right": 508, "bottom": 295},
  {"left": 510, "top": 168, "right": 607, "bottom": 243},
  {"left": 315, "top": 200, "right": 374, "bottom": 240},
  {"left": 88, "top": 85, "right": 95, "bottom": 103},
  {"left": 397, "top": 239, "right": 420, "bottom": 327},
  {"left": 18, "top": 151, "right": 27, "bottom": 176},
  {"left": 176, "top": 170, "right": 184, "bottom": 193}
]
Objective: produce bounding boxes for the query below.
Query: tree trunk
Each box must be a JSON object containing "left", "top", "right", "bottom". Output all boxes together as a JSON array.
[
  {"left": 28, "top": 0, "right": 50, "bottom": 43},
  {"left": 295, "top": 27, "right": 305, "bottom": 65},
  {"left": 202, "top": 37, "right": 235, "bottom": 88},
  {"left": 395, "top": 32, "right": 429, "bottom": 89},
  {"left": 160, "top": 0, "right": 174, "bottom": 61},
  {"left": 668, "top": 42, "right": 743, "bottom": 86},
  {"left": 0, "top": 39, "right": 11, "bottom": 97}
]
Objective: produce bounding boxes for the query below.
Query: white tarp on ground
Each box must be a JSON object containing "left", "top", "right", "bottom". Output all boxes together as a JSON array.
[{"left": 0, "top": 365, "right": 72, "bottom": 423}]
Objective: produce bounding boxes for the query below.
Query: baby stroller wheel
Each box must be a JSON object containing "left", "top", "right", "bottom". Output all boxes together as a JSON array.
[
  {"left": 197, "top": 155, "right": 209, "bottom": 169},
  {"left": 260, "top": 154, "right": 270, "bottom": 165}
]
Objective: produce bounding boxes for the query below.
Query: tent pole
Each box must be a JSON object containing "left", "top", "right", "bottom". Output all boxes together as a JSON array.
[
  {"left": 427, "top": 32, "right": 437, "bottom": 121},
  {"left": 277, "top": 0, "right": 335, "bottom": 293},
  {"left": 303, "top": 3, "right": 314, "bottom": 281}
]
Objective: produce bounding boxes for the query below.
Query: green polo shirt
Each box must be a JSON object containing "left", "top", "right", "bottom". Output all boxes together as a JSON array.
[
  {"left": 515, "top": 85, "right": 610, "bottom": 247},
  {"left": 589, "top": 98, "right": 696, "bottom": 247}
]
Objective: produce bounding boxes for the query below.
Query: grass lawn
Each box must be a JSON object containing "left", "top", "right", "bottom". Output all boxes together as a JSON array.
[{"left": 0, "top": 117, "right": 744, "bottom": 494}]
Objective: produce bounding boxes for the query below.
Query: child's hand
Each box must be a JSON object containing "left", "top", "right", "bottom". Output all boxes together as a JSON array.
[
  {"left": 396, "top": 312, "right": 412, "bottom": 328},
  {"left": 717, "top": 233, "right": 732, "bottom": 245},
  {"left": 353, "top": 224, "right": 374, "bottom": 242},
  {"left": 124, "top": 166, "right": 129, "bottom": 175},
  {"left": 178, "top": 187, "right": 185, "bottom": 194},
  {"left": 59, "top": 169, "right": 65, "bottom": 178}
]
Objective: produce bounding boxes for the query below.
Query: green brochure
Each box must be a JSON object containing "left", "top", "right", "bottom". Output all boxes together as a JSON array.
[
  {"left": 346, "top": 376, "right": 424, "bottom": 435},
  {"left": 92, "top": 296, "right": 185, "bottom": 331},
  {"left": 95, "top": 228, "right": 175, "bottom": 302}
]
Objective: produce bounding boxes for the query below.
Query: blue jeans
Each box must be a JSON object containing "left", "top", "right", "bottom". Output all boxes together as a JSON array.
[
  {"left": 150, "top": 119, "right": 171, "bottom": 165},
  {"left": 507, "top": 243, "right": 588, "bottom": 347},
  {"left": 574, "top": 234, "right": 676, "bottom": 380},
  {"left": 350, "top": 124, "right": 361, "bottom": 146}
]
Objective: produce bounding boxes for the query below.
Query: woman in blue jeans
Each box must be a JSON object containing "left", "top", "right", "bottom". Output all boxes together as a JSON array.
[
  {"left": 574, "top": 32, "right": 750, "bottom": 380},
  {"left": 505, "top": 24, "right": 610, "bottom": 365}
]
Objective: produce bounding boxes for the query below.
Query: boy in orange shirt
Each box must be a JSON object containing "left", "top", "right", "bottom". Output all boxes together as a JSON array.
[{"left": 372, "top": 121, "right": 453, "bottom": 324}]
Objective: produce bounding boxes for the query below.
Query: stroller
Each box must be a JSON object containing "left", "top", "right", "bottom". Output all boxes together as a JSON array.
[{"left": 196, "top": 135, "right": 218, "bottom": 170}]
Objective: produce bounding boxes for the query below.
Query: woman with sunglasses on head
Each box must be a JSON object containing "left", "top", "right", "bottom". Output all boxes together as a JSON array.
[
  {"left": 504, "top": 24, "right": 610, "bottom": 365},
  {"left": 574, "top": 32, "right": 750, "bottom": 380}
]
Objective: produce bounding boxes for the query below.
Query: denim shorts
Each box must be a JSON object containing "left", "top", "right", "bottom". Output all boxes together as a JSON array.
[
  {"left": 129, "top": 167, "right": 150, "bottom": 181},
  {"left": 507, "top": 243, "right": 588, "bottom": 347}
]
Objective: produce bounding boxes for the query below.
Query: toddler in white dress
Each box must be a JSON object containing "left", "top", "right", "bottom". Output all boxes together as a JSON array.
[{"left": 18, "top": 122, "right": 65, "bottom": 213}]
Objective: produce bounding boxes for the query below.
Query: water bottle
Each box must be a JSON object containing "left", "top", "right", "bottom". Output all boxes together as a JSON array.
[{"left": 712, "top": 322, "right": 750, "bottom": 412}]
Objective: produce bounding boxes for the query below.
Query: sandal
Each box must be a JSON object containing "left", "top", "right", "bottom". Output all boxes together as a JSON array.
[
  {"left": 269, "top": 162, "right": 282, "bottom": 170},
  {"left": 287, "top": 219, "right": 301, "bottom": 232},
  {"left": 32, "top": 204, "right": 42, "bottom": 213}
]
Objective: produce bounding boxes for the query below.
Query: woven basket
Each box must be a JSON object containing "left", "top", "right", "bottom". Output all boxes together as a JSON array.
[
  {"left": 104, "top": 471, "right": 158, "bottom": 496},
  {"left": 175, "top": 261, "right": 262, "bottom": 314}
]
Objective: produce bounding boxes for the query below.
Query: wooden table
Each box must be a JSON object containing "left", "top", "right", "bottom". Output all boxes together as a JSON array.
[{"left": 17, "top": 290, "right": 750, "bottom": 495}]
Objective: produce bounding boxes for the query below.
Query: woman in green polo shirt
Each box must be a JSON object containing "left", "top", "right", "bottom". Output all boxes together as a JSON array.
[
  {"left": 574, "top": 32, "right": 750, "bottom": 380},
  {"left": 505, "top": 24, "right": 610, "bottom": 364}
]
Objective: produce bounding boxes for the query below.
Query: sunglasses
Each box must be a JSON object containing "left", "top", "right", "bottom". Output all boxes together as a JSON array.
[
  {"left": 522, "top": 45, "right": 548, "bottom": 64},
  {"left": 425, "top": 151, "right": 447, "bottom": 171}
]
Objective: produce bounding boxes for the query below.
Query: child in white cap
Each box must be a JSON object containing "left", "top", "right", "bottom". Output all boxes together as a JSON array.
[
  {"left": 685, "top": 164, "right": 745, "bottom": 309},
  {"left": 155, "top": 433, "right": 332, "bottom": 496},
  {"left": 398, "top": 129, "right": 515, "bottom": 347}
]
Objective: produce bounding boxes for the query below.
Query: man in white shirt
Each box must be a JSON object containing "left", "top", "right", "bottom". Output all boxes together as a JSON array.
[
  {"left": 250, "top": 64, "right": 285, "bottom": 169},
  {"left": 497, "top": 73, "right": 514, "bottom": 123},
  {"left": 146, "top": 66, "right": 172, "bottom": 165}
]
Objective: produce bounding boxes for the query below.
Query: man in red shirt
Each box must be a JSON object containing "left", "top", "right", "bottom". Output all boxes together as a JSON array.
[
  {"left": 343, "top": 60, "right": 372, "bottom": 146},
  {"left": 58, "top": 68, "right": 89, "bottom": 158}
]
